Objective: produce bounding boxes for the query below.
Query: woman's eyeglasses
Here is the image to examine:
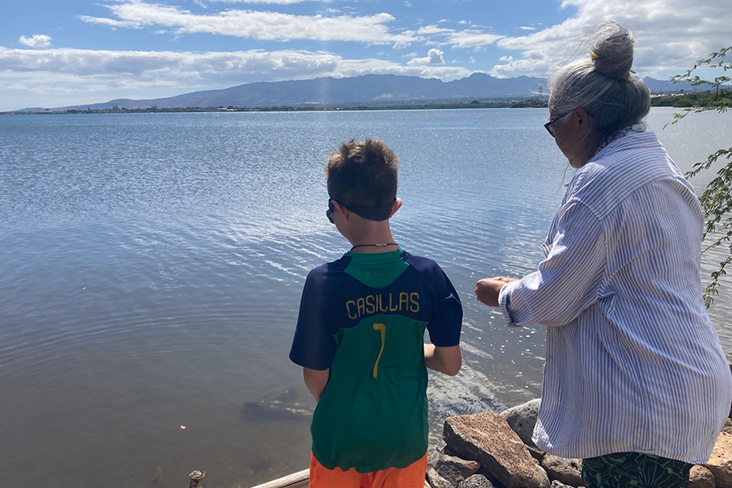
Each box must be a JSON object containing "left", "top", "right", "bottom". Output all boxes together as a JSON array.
[{"left": 544, "top": 110, "right": 573, "bottom": 138}]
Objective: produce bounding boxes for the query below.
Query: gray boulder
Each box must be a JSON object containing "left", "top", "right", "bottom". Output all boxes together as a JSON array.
[{"left": 501, "top": 398, "right": 541, "bottom": 447}]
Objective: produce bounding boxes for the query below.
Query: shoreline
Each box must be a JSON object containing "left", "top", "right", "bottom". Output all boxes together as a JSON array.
[{"left": 2, "top": 89, "right": 726, "bottom": 116}]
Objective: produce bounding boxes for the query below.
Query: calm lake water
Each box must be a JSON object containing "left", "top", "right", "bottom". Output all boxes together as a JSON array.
[{"left": 1, "top": 108, "right": 730, "bottom": 488}]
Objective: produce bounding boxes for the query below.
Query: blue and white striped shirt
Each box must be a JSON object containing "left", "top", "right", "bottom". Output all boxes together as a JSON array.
[{"left": 498, "top": 129, "right": 732, "bottom": 463}]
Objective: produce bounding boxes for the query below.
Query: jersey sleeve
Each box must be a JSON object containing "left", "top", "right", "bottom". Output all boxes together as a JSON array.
[
  {"left": 289, "top": 268, "right": 336, "bottom": 370},
  {"left": 426, "top": 266, "right": 463, "bottom": 347}
]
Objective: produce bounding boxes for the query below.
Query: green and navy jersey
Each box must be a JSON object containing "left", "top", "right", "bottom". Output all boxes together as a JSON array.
[{"left": 289, "top": 248, "right": 462, "bottom": 473}]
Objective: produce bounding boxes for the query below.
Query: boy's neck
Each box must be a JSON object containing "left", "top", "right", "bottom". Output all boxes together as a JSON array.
[{"left": 345, "top": 222, "right": 397, "bottom": 254}]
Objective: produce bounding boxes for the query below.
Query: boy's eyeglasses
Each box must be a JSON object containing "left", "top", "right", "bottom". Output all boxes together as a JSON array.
[
  {"left": 326, "top": 199, "right": 338, "bottom": 224},
  {"left": 544, "top": 109, "right": 574, "bottom": 138},
  {"left": 326, "top": 197, "right": 396, "bottom": 223}
]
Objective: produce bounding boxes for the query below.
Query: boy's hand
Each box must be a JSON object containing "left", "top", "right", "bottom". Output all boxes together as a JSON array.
[{"left": 475, "top": 277, "right": 517, "bottom": 307}]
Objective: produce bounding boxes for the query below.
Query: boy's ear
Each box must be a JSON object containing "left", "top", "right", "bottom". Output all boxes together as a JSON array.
[
  {"left": 332, "top": 199, "right": 350, "bottom": 220},
  {"left": 389, "top": 198, "right": 403, "bottom": 219}
]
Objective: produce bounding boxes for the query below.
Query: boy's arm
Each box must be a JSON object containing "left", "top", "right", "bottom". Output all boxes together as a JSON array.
[
  {"left": 303, "top": 367, "right": 330, "bottom": 402},
  {"left": 424, "top": 344, "right": 461, "bottom": 376}
]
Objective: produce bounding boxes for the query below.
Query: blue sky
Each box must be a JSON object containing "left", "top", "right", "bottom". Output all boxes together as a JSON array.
[{"left": 1, "top": 0, "right": 730, "bottom": 111}]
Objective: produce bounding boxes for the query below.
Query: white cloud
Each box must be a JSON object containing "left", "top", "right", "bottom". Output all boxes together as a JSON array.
[
  {"left": 428, "top": 48, "right": 445, "bottom": 64},
  {"left": 490, "top": 0, "right": 732, "bottom": 79},
  {"left": 414, "top": 24, "right": 503, "bottom": 50},
  {"left": 446, "top": 30, "right": 504, "bottom": 49},
  {"left": 80, "top": 1, "right": 416, "bottom": 45},
  {"left": 407, "top": 48, "right": 445, "bottom": 66},
  {"left": 417, "top": 25, "right": 453, "bottom": 35},
  {"left": 77, "top": 16, "right": 144, "bottom": 29},
  {"left": 5, "top": 0, "right": 730, "bottom": 110},
  {"left": 0, "top": 46, "right": 471, "bottom": 110},
  {"left": 202, "top": 0, "right": 344, "bottom": 3},
  {"left": 0, "top": 47, "right": 339, "bottom": 80},
  {"left": 18, "top": 35, "right": 52, "bottom": 48},
  {"left": 519, "top": 26, "right": 536, "bottom": 31}
]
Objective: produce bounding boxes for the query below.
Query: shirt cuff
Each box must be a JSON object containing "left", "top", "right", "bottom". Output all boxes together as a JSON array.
[{"left": 498, "top": 280, "right": 520, "bottom": 328}]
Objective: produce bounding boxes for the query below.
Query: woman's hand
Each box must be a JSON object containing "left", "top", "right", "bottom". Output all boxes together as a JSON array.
[{"left": 475, "top": 276, "right": 518, "bottom": 307}]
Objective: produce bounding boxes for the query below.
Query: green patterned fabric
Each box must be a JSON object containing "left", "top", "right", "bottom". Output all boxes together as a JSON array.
[{"left": 582, "top": 452, "right": 692, "bottom": 488}]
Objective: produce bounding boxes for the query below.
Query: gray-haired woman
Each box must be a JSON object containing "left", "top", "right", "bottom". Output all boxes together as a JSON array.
[{"left": 475, "top": 22, "right": 732, "bottom": 488}]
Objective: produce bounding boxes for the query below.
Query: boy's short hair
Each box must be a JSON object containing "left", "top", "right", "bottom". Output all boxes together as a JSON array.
[{"left": 326, "top": 138, "right": 398, "bottom": 220}]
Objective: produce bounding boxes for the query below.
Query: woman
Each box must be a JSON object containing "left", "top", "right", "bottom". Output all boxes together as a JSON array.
[{"left": 475, "top": 22, "right": 731, "bottom": 488}]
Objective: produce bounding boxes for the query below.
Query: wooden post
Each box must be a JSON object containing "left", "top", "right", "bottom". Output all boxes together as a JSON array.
[{"left": 189, "top": 470, "right": 205, "bottom": 488}]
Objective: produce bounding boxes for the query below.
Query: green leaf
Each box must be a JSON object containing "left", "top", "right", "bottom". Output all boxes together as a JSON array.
[{"left": 673, "top": 47, "right": 732, "bottom": 307}]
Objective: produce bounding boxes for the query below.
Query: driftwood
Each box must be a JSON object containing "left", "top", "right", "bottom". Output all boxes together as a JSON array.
[
  {"left": 249, "top": 468, "right": 309, "bottom": 488},
  {"left": 183, "top": 468, "right": 307, "bottom": 488}
]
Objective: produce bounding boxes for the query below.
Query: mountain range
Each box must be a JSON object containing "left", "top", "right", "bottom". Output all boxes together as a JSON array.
[{"left": 31, "top": 73, "right": 702, "bottom": 112}]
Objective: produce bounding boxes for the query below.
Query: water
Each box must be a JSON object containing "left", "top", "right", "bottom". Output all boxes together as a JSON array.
[{"left": 1, "top": 108, "right": 730, "bottom": 488}]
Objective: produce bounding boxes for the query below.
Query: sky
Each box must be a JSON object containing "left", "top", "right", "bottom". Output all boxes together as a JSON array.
[{"left": 1, "top": 0, "right": 730, "bottom": 111}]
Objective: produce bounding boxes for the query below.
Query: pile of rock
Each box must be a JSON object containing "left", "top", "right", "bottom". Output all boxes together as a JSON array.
[{"left": 425, "top": 398, "right": 732, "bottom": 488}]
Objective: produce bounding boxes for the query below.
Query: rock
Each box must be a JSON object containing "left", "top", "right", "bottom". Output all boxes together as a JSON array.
[
  {"left": 428, "top": 447, "right": 443, "bottom": 468},
  {"left": 549, "top": 481, "right": 576, "bottom": 488},
  {"left": 443, "top": 444, "right": 462, "bottom": 458},
  {"left": 704, "top": 431, "right": 732, "bottom": 488},
  {"left": 501, "top": 399, "right": 541, "bottom": 447},
  {"left": 444, "top": 412, "right": 544, "bottom": 488},
  {"left": 724, "top": 418, "right": 732, "bottom": 435},
  {"left": 241, "top": 387, "right": 312, "bottom": 422},
  {"left": 526, "top": 444, "right": 546, "bottom": 463},
  {"left": 457, "top": 474, "right": 496, "bottom": 488},
  {"left": 535, "top": 464, "right": 551, "bottom": 488},
  {"left": 426, "top": 466, "right": 453, "bottom": 488},
  {"left": 541, "top": 454, "right": 583, "bottom": 487},
  {"left": 689, "top": 465, "right": 715, "bottom": 488},
  {"left": 434, "top": 453, "right": 480, "bottom": 485}
]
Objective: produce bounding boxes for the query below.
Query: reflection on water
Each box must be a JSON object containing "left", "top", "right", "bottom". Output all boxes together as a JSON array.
[{"left": 0, "top": 108, "right": 729, "bottom": 487}]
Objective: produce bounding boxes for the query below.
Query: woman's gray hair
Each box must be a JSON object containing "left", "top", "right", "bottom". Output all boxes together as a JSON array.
[{"left": 548, "top": 21, "right": 651, "bottom": 165}]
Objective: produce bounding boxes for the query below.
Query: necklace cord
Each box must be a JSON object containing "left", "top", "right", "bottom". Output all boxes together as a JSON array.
[{"left": 350, "top": 242, "right": 397, "bottom": 251}]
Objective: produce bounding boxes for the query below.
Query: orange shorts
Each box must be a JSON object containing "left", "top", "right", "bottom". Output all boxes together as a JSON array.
[{"left": 309, "top": 453, "right": 428, "bottom": 488}]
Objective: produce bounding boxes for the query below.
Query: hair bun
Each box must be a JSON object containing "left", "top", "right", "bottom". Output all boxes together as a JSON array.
[{"left": 588, "top": 21, "right": 635, "bottom": 80}]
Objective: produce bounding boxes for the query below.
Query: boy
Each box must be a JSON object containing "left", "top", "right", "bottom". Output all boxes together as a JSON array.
[{"left": 289, "top": 138, "right": 463, "bottom": 488}]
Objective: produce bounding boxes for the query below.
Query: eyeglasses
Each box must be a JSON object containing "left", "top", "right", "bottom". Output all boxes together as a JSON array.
[
  {"left": 544, "top": 110, "right": 574, "bottom": 138},
  {"left": 326, "top": 197, "right": 397, "bottom": 223},
  {"left": 326, "top": 198, "right": 338, "bottom": 224}
]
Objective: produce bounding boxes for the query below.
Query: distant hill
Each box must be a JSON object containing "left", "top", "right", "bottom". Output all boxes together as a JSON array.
[
  {"left": 642, "top": 76, "right": 711, "bottom": 94},
  {"left": 26, "top": 73, "right": 704, "bottom": 112},
  {"left": 44, "top": 73, "right": 547, "bottom": 111}
]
